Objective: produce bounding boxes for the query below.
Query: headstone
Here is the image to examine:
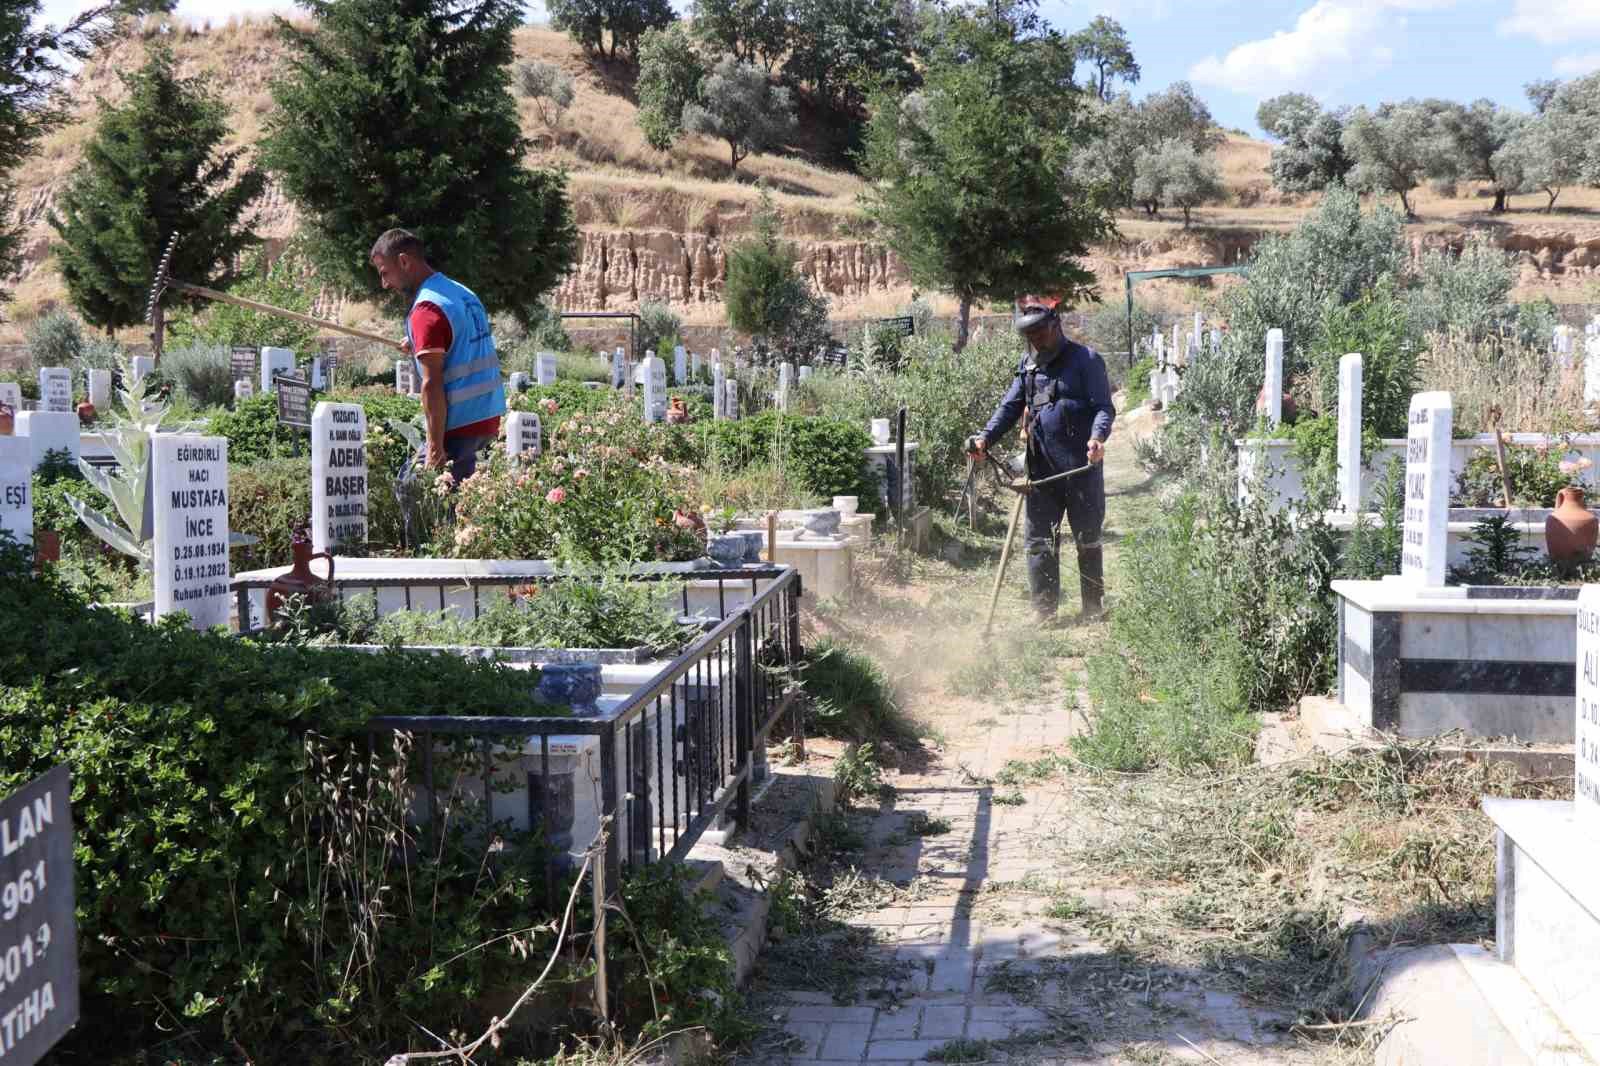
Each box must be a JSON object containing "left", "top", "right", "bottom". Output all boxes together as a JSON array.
[
  {"left": 713, "top": 363, "right": 726, "bottom": 419},
  {"left": 1263, "top": 329, "right": 1284, "bottom": 429},
  {"left": 230, "top": 346, "right": 257, "bottom": 385},
  {"left": 0, "top": 382, "right": 20, "bottom": 416},
  {"left": 535, "top": 352, "right": 557, "bottom": 386},
  {"left": 310, "top": 356, "right": 328, "bottom": 390},
  {"left": 152, "top": 434, "right": 231, "bottom": 630},
  {"left": 673, "top": 345, "right": 687, "bottom": 385},
  {"left": 86, "top": 369, "right": 112, "bottom": 411},
  {"left": 1577, "top": 586, "right": 1600, "bottom": 829},
  {"left": 710, "top": 347, "right": 721, "bottom": 365},
  {"left": 0, "top": 765, "right": 81, "bottom": 1064},
  {"left": 505, "top": 411, "right": 542, "bottom": 463},
  {"left": 642, "top": 356, "right": 667, "bottom": 423},
  {"left": 1336, "top": 354, "right": 1363, "bottom": 513},
  {"left": 799, "top": 365, "right": 813, "bottom": 382},
  {"left": 129, "top": 355, "right": 154, "bottom": 383},
  {"left": 15, "top": 412, "right": 79, "bottom": 469},
  {"left": 275, "top": 374, "right": 312, "bottom": 429},
  {"left": 1148, "top": 366, "right": 1161, "bottom": 405},
  {"left": 311, "top": 402, "right": 368, "bottom": 555},
  {"left": 0, "top": 436, "right": 31, "bottom": 548},
  {"left": 1192, "top": 312, "right": 1203, "bottom": 351},
  {"left": 395, "top": 360, "right": 417, "bottom": 396},
  {"left": 1585, "top": 334, "right": 1600, "bottom": 405},
  {"left": 1400, "top": 391, "right": 1453, "bottom": 587},
  {"left": 611, "top": 348, "right": 626, "bottom": 389},
  {"left": 691, "top": 351, "right": 702, "bottom": 378},
  {"left": 777, "top": 363, "right": 794, "bottom": 411},
  {"left": 38, "top": 368, "right": 72, "bottom": 413},
  {"left": 260, "top": 347, "right": 295, "bottom": 394},
  {"left": 508, "top": 371, "right": 530, "bottom": 393},
  {"left": 1209, "top": 328, "right": 1222, "bottom": 353},
  {"left": 724, "top": 379, "right": 739, "bottom": 420},
  {"left": 233, "top": 379, "right": 254, "bottom": 405}
]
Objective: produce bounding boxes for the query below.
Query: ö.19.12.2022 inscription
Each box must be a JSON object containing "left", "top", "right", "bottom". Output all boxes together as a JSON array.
[{"left": 0, "top": 765, "right": 79, "bottom": 1064}]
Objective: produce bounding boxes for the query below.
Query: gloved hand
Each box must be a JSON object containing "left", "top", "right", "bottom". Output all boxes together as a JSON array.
[{"left": 965, "top": 434, "right": 986, "bottom": 457}]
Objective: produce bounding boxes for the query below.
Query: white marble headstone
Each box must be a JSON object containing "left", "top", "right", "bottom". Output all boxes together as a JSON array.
[
  {"left": 0, "top": 382, "right": 19, "bottom": 413},
  {"left": 261, "top": 347, "right": 296, "bottom": 394},
  {"left": 710, "top": 348, "right": 721, "bottom": 365},
  {"left": 152, "top": 434, "right": 231, "bottom": 630},
  {"left": 673, "top": 345, "right": 687, "bottom": 385},
  {"left": 1577, "top": 586, "right": 1600, "bottom": 829},
  {"left": 38, "top": 367, "right": 72, "bottom": 413},
  {"left": 612, "top": 349, "right": 626, "bottom": 389},
  {"left": 311, "top": 402, "right": 368, "bottom": 555},
  {"left": 129, "top": 355, "right": 154, "bottom": 383},
  {"left": 1336, "top": 353, "right": 1364, "bottom": 513},
  {"left": 642, "top": 356, "right": 667, "bottom": 423},
  {"left": 0, "top": 436, "right": 31, "bottom": 549},
  {"left": 713, "top": 363, "right": 726, "bottom": 419},
  {"left": 535, "top": 353, "right": 557, "bottom": 386},
  {"left": 777, "top": 363, "right": 794, "bottom": 411},
  {"left": 87, "top": 369, "right": 112, "bottom": 410},
  {"left": 1192, "top": 312, "right": 1203, "bottom": 349},
  {"left": 15, "top": 411, "right": 79, "bottom": 469},
  {"left": 395, "top": 360, "right": 413, "bottom": 395},
  {"left": 724, "top": 379, "right": 739, "bottom": 420},
  {"left": 1263, "top": 329, "right": 1284, "bottom": 429},
  {"left": 310, "top": 356, "right": 328, "bottom": 390},
  {"left": 799, "top": 365, "right": 813, "bottom": 382},
  {"left": 1209, "top": 328, "right": 1221, "bottom": 353},
  {"left": 508, "top": 371, "right": 530, "bottom": 393},
  {"left": 505, "top": 411, "right": 542, "bottom": 463},
  {"left": 691, "top": 351, "right": 702, "bottom": 378},
  {"left": 1400, "top": 391, "right": 1453, "bottom": 587}
]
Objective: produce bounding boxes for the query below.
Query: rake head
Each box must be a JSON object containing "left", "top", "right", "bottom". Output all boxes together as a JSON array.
[{"left": 146, "top": 232, "right": 181, "bottom": 326}]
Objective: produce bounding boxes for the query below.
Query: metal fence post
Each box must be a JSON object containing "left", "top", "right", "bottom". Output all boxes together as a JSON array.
[
  {"left": 735, "top": 610, "right": 754, "bottom": 829},
  {"left": 599, "top": 728, "right": 621, "bottom": 892},
  {"left": 787, "top": 575, "right": 805, "bottom": 758}
]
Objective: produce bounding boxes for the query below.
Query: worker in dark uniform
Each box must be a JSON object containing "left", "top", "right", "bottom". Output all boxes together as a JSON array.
[{"left": 968, "top": 296, "right": 1115, "bottom": 622}]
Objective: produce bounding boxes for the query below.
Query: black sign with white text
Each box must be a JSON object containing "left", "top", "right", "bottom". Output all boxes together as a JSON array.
[
  {"left": 230, "top": 347, "right": 257, "bottom": 385},
  {"left": 275, "top": 374, "right": 312, "bottom": 429},
  {"left": 0, "top": 765, "right": 78, "bottom": 1065}
]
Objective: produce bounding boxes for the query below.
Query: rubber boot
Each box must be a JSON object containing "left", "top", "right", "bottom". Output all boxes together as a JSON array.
[{"left": 1076, "top": 544, "right": 1105, "bottom": 622}]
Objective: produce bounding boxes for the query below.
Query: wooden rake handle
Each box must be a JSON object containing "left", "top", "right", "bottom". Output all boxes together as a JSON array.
[{"left": 171, "top": 279, "right": 406, "bottom": 352}]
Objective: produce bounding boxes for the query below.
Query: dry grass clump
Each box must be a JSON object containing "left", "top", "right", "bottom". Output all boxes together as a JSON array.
[{"left": 1417, "top": 329, "right": 1588, "bottom": 435}]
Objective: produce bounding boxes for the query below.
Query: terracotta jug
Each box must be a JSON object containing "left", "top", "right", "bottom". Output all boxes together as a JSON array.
[
  {"left": 266, "top": 526, "right": 335, "bottom": 625},
  {"left": 76, "top": 400, "right": 96, "bottom": 426},
  {"left": 1546, "top": 486, "right": 1598, "bottom": 563},
  {"left": 32, "top": 530, "right": 60, "bottom": 572},
  {"left": 0, "top": 402, "right": 13, "bottom": 436}
]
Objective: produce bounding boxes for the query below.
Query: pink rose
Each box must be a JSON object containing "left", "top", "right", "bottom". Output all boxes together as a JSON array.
[
  {"left": 542, "top": 398, "right": 559, "bottom": 414},
  {"left": 546, "top": 487, "right": 567, "bottom": 504},
  {"left": 574, "top": 467, "right": 589, "bottom": 480}
]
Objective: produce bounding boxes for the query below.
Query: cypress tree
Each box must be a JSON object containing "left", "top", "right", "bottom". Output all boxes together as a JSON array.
[
  {"left": 262, "top": 0, "right": 578, "bottom": 327},
  {"left": 49, "top": 45, "right": 264, "bottom": 346}
]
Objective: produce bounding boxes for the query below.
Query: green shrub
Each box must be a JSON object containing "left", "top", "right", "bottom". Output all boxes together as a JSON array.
[
  {"left": 229, "top": 458, "right": 314, "bottom": 570},
  {"left": 26, "top": 309, "right": 84, "bottom": 366},
  {"left": 162, "top": 340, "right": 236, "bottom": 408},
  {"left": 1453, "top": 442, "right": 1582, "bottom": 508},
  {"left": 1123, "top": 354, "right": 1154, "bottom": 408},
  {"left": 693, "top": 412, "right": 876, "bottom": 501},
  {"left": 801, "top": 636, "right": 910, "bottom": 743},
  {"left": 1305, "top": 278, "right": 1418, "bottom": 438},
  {"left": 208, "top": 392, "right": 286, "bottom": 464}
]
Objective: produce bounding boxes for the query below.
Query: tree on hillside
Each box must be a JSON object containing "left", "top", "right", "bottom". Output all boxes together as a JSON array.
[
  {"left": 786, "top": 0, "right": 917, "bottom": 115},
  {"left": 1070, "top": 92, "right": 1143, "bottom": 209},
  {"left": 636, "top": 24, "right": 705, "bottom": 151},
  {"left": 1432, "top": 99, "right": 1526, "bottom": 212},
  {"left": 0, "top": 0, "right": 175, "bottom": 283},
  {"left": 262, "top": 0, "right": 578, "bottom": 327},
  {"left": 690, "top": 0, "right": 790, "bottom": 72},
  {"left": 1067, "top": 15, "right": 1138, "bottom": 101},
  {"left": 547, "top": 0, "right": 674, "bottom": 63},
  {"left": 1256, "top": 92, "right": 1320, "bottom": 141},
  {"left": 1140, "top": 81, "right": 1223, "bottom": 152},
  {"left": 861, "top": 0, "right": 1115, "bottom": 350},
  {"left": 1342, "top": 101, "right": 1451, "bottom": 217},
  {"left": 49, "top": 46, "right": 264, "bottom": 348},
  {"left": 1258, "top": 92, "right": 1353, "bottom": 193},
  {"left": 724, "top": 190, "right": 829, "bottom": 359},
  {"left": 1492, "top": 105, "right": 1586, "bottom": 212},
  {"left": 516, "top": 59, "right": 575, "bottom": 131},
  {"left": 682, "top": 57, "right": 796, "bottom": 173},
  {"left": 1133, "top": 139, "right": 1224, "bottom": 228}
]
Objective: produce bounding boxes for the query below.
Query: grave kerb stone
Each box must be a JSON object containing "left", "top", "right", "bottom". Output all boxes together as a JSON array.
[
  {"left": 152, "top": 434, "right": 231, "bottom": 629},
  {"left": 311, "top": 402, "right": 368, "bottom": 555},
  {"left": 38, "top": 367, "right": 72, "bottom": 413},
  {"left": 1337, "top": 353, "right": 1363, "bottom": 513},
  {"left": 1577, "top": 585, "right": 1600, "bottom": 830},
  {"left": 1264, "top": 329, "right": 1284, "bottom": 429},
  {"left": 0, "top": 436, "right": 31, "bottom": 548},
  {"left": 1400, "top": 391, "right": 1453, "bottom": 587}
]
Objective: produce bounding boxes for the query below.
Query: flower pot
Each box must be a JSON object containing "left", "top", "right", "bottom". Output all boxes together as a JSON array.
[
  {"left": 266, "top": 534, "right": 335, "bottom": 625},
  {"left": 870, "top": 418, "right": 892, "bottom": 445},
  {"left": 832, "top": 496, "right": 859, "bottom": 516},
  {"left": 76, "top": 401, "right": 96, "bottom": 426},
  {"left": 0, "top": 405, "right": 13, "bottom": 436},
  {"left": 707, "top": 533, "right": 747, "bottom": 567},
  {"left": 33, "top": 529, "right": 60, "bottom": 570},
  {"left": 1546, "top": 486, "right": 1598, "bottom": 563}
]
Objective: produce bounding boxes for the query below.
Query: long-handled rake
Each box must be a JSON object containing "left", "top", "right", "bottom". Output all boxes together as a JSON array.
[{"left": 146, "top": 233, "right": 405, "bottom": 358}]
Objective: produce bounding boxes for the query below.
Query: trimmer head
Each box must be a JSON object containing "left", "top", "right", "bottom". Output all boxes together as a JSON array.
[{"left": 146, "top": 232, "right": 181, "bottom": 326}]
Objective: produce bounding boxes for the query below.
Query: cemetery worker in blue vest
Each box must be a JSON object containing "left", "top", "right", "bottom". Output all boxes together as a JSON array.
[{"left": 968, "top": 295, "right": 1115, "bottom": 622}]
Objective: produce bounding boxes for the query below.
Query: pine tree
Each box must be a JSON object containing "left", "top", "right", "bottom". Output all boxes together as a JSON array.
[
  {"left": 262, "top": 0, "right": 578, "bottom": 326},
  {"left": 49, "top": 44, "right": 264, "bottom": 349}
]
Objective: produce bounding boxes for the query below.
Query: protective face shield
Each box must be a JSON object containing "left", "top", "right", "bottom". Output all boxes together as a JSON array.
[{"left": 1013, "top": 303, "right": 1056, "bottom": 333}]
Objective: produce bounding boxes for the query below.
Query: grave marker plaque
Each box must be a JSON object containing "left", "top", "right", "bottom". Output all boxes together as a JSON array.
[
  {"left": 724, "top": 379, "right": 739, "bottom": 420},
  {"left": 1401, "top": 391, "right": 1452, "bottom": 587},
  {"left": 0, "top": 765, "right": 80, "bottom": 1065},
  {"left": 0, "top": 437, "right": 31, "bottom": 548},
  {"left": 505, "top": 411, "right": 542, "bottom": 463},
  {"left": 1578, "top": 585, "right": 1600, "bottom": 829},
  {"left": 230, "top": 346, "right": 257, "bottom": 385},
  {"left": 879, "top": 315, "right": 915, "bottom": 337},
  {"left": 311, "top": 402, "right": 367, "bottom": 554},
  {"left": 395, "top": 360, "right": 417, "bottom": 396},
  {"left": 275, "top": 375, "right": 312, "bottom": 429},
  {"left": 37, "top": 369, "right": 71, "bottom": 414},
  {"left": 152, "top": 434, "right": 231, "bottom": 629}
]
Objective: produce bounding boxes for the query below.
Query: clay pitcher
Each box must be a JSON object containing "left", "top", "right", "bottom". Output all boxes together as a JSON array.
[
  {"left": 266, "top": 531, "right": 335, "bottom": 625},
  {"left": 1546, "top": 486, "right": 1598, "bottom": 563},
  {"left": 0, "top": 402, "right": 13, "bottom": 436}
]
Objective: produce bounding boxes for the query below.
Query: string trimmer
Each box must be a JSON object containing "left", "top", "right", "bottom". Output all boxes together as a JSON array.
[
  {"left": 964, "top": 439, "right": 1096, "bottom": 636},
  {"left": 146, "top": 233, "right": 406, "bottom": 356}
]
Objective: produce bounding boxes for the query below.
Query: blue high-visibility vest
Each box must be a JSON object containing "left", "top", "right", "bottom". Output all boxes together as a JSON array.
[{"left": 406, "top": 272, "right": 506, "bottom": 432}]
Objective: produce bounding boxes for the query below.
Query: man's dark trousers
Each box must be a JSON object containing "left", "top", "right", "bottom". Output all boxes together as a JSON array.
[{"left": 1023, "top": 462, "right": 1105, "bottom": 617}]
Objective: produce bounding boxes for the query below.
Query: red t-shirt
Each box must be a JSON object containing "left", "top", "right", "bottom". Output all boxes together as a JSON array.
[{"left": 410, "top": 301, "right": 500, "bottom": 440}]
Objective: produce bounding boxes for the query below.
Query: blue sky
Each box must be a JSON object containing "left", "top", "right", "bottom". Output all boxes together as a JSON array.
[{"left": 38, "top": 0, "right": 1600, "bottom": 136}]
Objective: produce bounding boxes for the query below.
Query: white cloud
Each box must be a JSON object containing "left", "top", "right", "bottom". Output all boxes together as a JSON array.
[
  {"left": 1500, "top": 0, "right": 1600, "bottom": 46},
  {"left": 1190, "top": 0, "right": 1460, "bottom": 99},
  {"left": 1555, "top": 52, "right": 1600, "bottom": 76}
]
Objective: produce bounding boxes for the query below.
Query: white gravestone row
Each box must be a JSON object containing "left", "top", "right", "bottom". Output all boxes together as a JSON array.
[
  {"left": 505, "top": 411, "right": 542, "bottom": 463},
  {"left": 1577, "top": 586, "right": 1600, "bottom": 830},
  {"left": 535, "top": 353, "right": 558, "bottom": 386},
  {"left": 1336, "top": 353, "right": 1364, "bottom": 513},
  {"left": 87, "top": 369, "right": 111, "bottom": 411},
  {"left": 642, "top": 356, "right": 667, "bottom": 423},
  {"left": 152, "top": 434, "right": 231, "bottom": 630},
  {"left": 0, "top": 436, "right": 30, "bottom": 548},
  {"left": 673, "top": 345, "right": 687, "bottom": 386},
  {"left": 1263, "top": 329, "right": 1284, "bottom": 429},
  {"left": 260, "top": 348, "right": 295, "bottom": 394},
  {"left": 1400, "top": 391, "right": 1453, "bottom": 587},
  {"left": 38, "top": 368, "right": 72, "bottom": 413},
  {"left": 311, "top": 402, "right": 368, "bottom": 555}
]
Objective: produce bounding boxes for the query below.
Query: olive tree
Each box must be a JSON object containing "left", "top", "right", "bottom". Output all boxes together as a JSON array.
[
  {"left": 516, "top": 59, "right": 575, "bottom": 130},
  {"left": 1132, "top": 139, "right": 1224, "bottom": 228},
  {"left": 682, "top": 57, "right": 795, "bottom": 173}
]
